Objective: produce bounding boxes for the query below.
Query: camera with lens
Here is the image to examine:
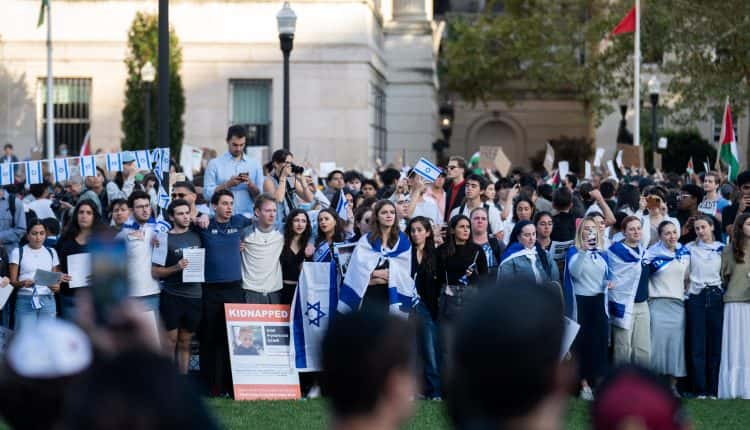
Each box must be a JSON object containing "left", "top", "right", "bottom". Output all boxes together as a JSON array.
[{"left": 290, "top": 164, "right": 304, "bottom": 175}]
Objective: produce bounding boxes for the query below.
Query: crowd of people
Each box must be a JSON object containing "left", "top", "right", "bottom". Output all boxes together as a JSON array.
[{"left": 0, "top": 123, "right": 748, "bottom": 427}]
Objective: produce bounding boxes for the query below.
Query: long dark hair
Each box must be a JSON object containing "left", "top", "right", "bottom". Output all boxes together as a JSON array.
[
  {"left": 508, "top": 220, "right": 552, "bottom": 276},
  {"left": 368, "top": 200, "right": 400, "bottom": 249},
  {"left": 408, "top": 216, "right": 436, "bottom": 273},
  {"left": 732, "top": 213, "right": 750, "bottom": 263},
  {"left": 513, "top": 196, "right": 536, "bottom": 223},
  {"left": 283, "top": 209, "right": 311, "bottom": 250},
  {"left": 60, "top": 199, "right": 103, "bottom": 242},
  {"left": 265, "top": 149, "right": 292, "bottom": 174},
  {"left": 441, "top": 214, "right": 471, "bottom": 259},
  {"left": 316, "top": 207, "right": 345, "bottom": 246}
]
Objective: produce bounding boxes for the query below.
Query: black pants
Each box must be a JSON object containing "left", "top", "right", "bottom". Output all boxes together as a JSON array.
[
  {"left": 199, "top": 281, "right": 244, "bottom": 396},
  {"left": 573, "top": 294, "right": 609, "bottom": 385},
  {"left": 686, "top": 287, "right": 724, "bottom": 396}
]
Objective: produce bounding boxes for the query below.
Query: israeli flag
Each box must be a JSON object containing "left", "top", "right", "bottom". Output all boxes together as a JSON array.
[
  {"left": 0, "top": 163, "right": 14, "bottom": 186},
  {"left": 52, "top": 159, "right": 70, "bottom": 183},
  {"left": 291, "top": 262, "right": 337, "bottom": 371},
  {"left": 106, "top": 153, "right": 123, "bottom": 172},
  {"left": 79, "top": 155, "right": 97, "bottom": 177},
  {"left": 335, "top": 189, "right": 348, "bottom": 221},
  {"left": 135, "top": 150, "right": 151, "bottom": 170},
  {"left": 413, "top": 157, "right": 442, "bottom": 183},
  {"left": 25, "top": 161, "right": 43, "bottom": 185},
  {"left": 159, "top": 147, "right": 170, "bottom": 174},
  {"left": 157, "top": 188, "right": 170, "bottom": 209}
]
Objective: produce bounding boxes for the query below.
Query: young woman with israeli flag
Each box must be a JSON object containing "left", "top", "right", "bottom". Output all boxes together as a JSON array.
[
  {"left": 645, "top": 220, "right": 690, "bottom": 397},
  {"left": 607, "top": 216, "right": 649, "bottom": 367},
  {"left": 685, "top": 215, "right": 724, "bottom": 398},
  {"left": 337, "top": 200, "right": 418, "bottom": 316},
  {"left": 312, "top": 208, "right": 347, "bottom": 263},
  {"left": 563, "top": 216, "right": 612, "bottom": 401},
  {"left": 497, "top": 220, "right": 558, "bottom": 285}
]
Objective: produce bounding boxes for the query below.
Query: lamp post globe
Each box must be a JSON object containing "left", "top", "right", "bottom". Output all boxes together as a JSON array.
[{"left": 277, "top": 2, "right": 296, "bottom": 152}]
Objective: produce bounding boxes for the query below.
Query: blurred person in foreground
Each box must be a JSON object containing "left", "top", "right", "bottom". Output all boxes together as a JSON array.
[
  {"left": 591, "top": 365, "right": 691, "bottom": 430},
  {"left": 446, "top": 278, "right": 573, "bottom": 430},
  {"left": 321, "top": 309, "right": 417, "bottom": 430}
]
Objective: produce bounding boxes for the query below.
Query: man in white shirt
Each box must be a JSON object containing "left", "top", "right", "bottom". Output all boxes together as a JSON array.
[
  {"left": 449, "top": 173, "right": 503, "bottom": 240},
  {"left": 241, "top": 194, "right": 284, "bottom": 304},
  {"left": 26, "top": 182, "right": 56, "bottom": 221},
  {"left": 117, "top": 190, "right": 161, "bottom": 312}
]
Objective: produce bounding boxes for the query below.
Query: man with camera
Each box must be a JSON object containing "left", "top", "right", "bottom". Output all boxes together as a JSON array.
[{"left": 203, "top": 125, "right": 263, "bottom": 217}]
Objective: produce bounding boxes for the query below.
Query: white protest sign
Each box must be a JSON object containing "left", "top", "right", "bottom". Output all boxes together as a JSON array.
[
  {"left": 607, "top": 160, "right": 619, "bottom": 180},
  {"left": 558, "top": 161, "right": 570, "bottom": 179},
  {"left": 543, "top": 142, "right": 555, "bottom": 173},
  {"left": 584, "top": 161, "right": 592, "bottom": 179},
  {"left": 615, "top": 150, "right": 624, "bottom": 169},
  {"left": 594, "top": 148, "right": 605, "bottom": 167},
  {"left": 658, "top": 137, "right": 668, "bottom": 149}
]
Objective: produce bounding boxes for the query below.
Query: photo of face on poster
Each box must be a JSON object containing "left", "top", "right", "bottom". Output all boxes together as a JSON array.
[{"left": 232, "top": 325, "right": 264, "bottom": 356}]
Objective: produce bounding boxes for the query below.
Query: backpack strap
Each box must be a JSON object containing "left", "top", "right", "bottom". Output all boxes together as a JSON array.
[{"left": 8, "top": 193, "right": 15, "bottom": 228}]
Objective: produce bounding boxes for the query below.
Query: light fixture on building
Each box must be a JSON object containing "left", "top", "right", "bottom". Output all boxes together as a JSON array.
[{"left": 277, "top": 1, "right": 297, "bottom": 152}]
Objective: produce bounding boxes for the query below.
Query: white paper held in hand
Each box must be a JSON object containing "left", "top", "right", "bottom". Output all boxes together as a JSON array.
[
  {"left": 67, "top": 253, "right": 92, "bottom": 288},
  {"left": 182, "top": 248, "right": 206, "bottom": 283}
]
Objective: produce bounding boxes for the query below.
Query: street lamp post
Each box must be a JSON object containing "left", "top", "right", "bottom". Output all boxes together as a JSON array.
[
  {"left": 434, "top": 101, "right": 454, "bottom": 166},
  {"left": 277, "top": 2, "right": 297, "bottom": 152},
  {"left": 141, "top": 61, "right": 156, "bottom": 150},
  {"left": 648, "top": 76, "right": 660, "bottom": 169}
]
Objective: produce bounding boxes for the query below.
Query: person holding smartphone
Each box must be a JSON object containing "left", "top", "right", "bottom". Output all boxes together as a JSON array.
[
  {"left": 563, "top": 216, "right": 612, "bottom": 401},
  {"left": 640, "top": 187, "right": 680, "bottom": 247},
  {"left": 203, "top": 125, "right": 263, "bottom": 216}
]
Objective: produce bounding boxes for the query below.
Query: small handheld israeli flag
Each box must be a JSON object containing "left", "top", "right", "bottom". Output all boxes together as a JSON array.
[
  {"left": 413, "top": 157, "right": 442, "bottom": 183},
  {"left": 157, "top": 188, "right": 170, "bottom": 209},
  {"left": 135, "top": 150, "right": 151, "bottom": 170},
  {"left": 335, "top": 189, "right": 348, "bottom": 221},
  {"left": 159, "top": 147, "right": 170, "bottom": 174},
  {"left": 25, "top": 161, "right": 43, "bottom": 185},
  {"left": 52, "top": 159, "right": 70, "bottom": 183},
  {"left": 106, "top": 153, "right": 123, "bottom": 172},
  {"left": 0, "top": 163, "right": 14, "bottom": 186}
]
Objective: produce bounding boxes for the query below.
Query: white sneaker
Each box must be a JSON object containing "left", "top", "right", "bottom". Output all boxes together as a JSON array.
[
  {"left": 307, "top": 385, "right": 321, "bottom": 399},
  {"left": 671, "top": 386, "right": 681, "bottom": 398},
  {"left": 580, "top": 386, "right": 594, "bottom": 401}
]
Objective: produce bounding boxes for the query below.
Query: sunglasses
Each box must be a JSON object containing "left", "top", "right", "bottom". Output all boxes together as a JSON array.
[{"left": 171, "top": 192, "right": 188, "bottom": 199}]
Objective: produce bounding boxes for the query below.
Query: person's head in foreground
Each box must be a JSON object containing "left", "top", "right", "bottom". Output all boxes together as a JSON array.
[
  {"left": 321, "top": 309, "right": 417, "bottom": 430},
  {"left": 591, "top": 365, "right": 692, "bottom": 430},
  {"left": 447, "top": 279, "right": 573, "bottom": 430}
]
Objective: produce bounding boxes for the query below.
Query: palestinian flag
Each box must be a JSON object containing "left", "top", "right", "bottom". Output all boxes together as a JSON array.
[
  {"left": 686, "top": 157, "right": 694, "bottom": 175},
  {"left": 719, "top": 98, "right": 740, "bottom": 181},
  {"left": 546, "top": 172, "right": 559, "bottom": 189}
]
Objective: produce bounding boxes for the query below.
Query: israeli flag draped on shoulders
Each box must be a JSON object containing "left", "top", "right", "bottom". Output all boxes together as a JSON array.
[
  {"left": 291, "top": 261, "right": 338, "bottom": 371},
  {"left": 643, "top": 241, "right": 690, "bottom": 274},
  {"left": 337, "top": 231, "right": 418, "bottom": 317},
  {"left": 562, "top": 246, "right": 611, "bottom": 322},
  {"left": 500, "top": 242, "right": 531, "bottom": 264},
  {"left": 607, "top": 240, "right": 644, "bottom": 329}
]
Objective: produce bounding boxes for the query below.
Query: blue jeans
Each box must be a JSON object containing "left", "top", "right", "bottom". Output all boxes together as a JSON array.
[
  {"left": 14, "top": 294, "right": 56, "bottom": 330},
  {"left": 135, "top": 293, "right": 161, "bottom": 315},
  {"left": 58, "top": 294, "right": 77, "bottom": 321},
  {"left": 686, "top": 286, "right": 724, "bottom": 396},
  {"left": 415, "top": 302, "right": 441, "bottom": 398}
]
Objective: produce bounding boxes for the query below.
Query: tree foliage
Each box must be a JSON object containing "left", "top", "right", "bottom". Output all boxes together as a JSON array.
[{"left": 121, "top": 12, "right": 185, "bottom": 159}]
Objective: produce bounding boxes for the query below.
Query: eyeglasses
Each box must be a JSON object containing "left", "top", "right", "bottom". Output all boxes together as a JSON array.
[
  {"left": 172, "top": 193, "right": 188, "bottom": 198},
  {"left": 133, "top": 204, "right": 150, "bottom": 210}
]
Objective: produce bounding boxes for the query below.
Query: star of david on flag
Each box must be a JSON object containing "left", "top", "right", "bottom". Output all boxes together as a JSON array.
[
  {"left": 306, "top": 301, "right": 326, "bottom": 327},
  {"left": 106, "top": 153, "right": 123, "bottom": 172},
  {"left": 79, "top": 155, "right": 97, "bottom": 178},
  {"left": 0, "top": 163, "right": 14, "bottom": 186},
  {"left": 52, "top": 159, "right": 70, "bottom": 183},
  {"left": 135, "top": 150, "right": 151, "bottom": 170},
  {"left": 25, "top": 161, "right": 43, "bottom": 185}
]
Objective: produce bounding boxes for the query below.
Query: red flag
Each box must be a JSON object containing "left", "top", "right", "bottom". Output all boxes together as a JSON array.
[
  {"left": 611, "top": 6, "right": 636, "bottom": 36},
  {"left": 79, "top": 130, "right": 91, "bottom": 156}
]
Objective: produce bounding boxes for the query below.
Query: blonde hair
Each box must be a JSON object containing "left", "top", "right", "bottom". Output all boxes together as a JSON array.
[{"left": 575, "top": 216, "right": 604, "bottom": 250}]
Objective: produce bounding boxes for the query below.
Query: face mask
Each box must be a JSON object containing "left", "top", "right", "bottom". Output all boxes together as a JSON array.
[{"left": 59, "top": 149, "right": 68, "bottom": 156}]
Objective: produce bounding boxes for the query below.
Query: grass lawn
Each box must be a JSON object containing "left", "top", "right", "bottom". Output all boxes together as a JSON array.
[{"left": 208, "top": 398, "right": 750, "bottom": 429}]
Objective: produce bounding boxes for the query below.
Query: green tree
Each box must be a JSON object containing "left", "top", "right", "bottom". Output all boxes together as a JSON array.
[
  {"left": 440, "top": 1, "right": 670, "bottom": 127},
  {"left": 658, "top": 0, "right": 750, "bottom": 159},
  {"left": 121, "top": 12, "right": 185, "bottom": 159}
]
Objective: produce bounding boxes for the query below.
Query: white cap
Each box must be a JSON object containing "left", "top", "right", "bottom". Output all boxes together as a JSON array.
[{"left": 7, "top": 319, "right": 92, "bottom": 379}]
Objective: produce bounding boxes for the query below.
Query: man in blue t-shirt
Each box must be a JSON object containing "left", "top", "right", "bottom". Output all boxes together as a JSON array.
[{"left": 196, "top": 189, "right": 252, "bottom": 397}]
